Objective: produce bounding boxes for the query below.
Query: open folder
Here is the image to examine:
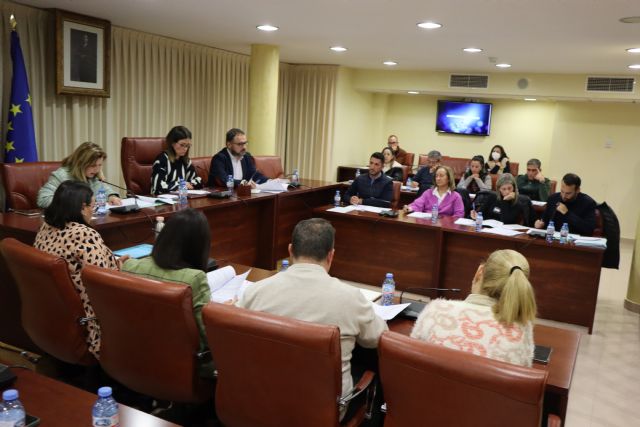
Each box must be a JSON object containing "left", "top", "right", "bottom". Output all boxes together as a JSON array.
[{"left": 207, "top": 265, "right": 253, "bottom": 303}]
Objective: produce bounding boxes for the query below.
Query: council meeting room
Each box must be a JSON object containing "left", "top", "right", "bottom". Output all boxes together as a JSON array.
[{"left": 0, "top": 0, "right": 639, "bottom": 426}]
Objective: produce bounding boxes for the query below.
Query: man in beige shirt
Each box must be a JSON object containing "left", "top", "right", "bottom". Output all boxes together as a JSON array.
[{"left": 237, "top": 218, "right": 388, "bottom": 417}]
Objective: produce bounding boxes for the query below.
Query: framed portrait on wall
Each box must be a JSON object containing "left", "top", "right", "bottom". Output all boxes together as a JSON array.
[{"left": 55, "top": 10, "right": 111, "bottom": 97}]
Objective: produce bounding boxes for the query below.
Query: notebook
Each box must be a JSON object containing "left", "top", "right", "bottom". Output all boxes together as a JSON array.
[{"left": 113, "top": 243, "right": 153, "bottom": 259}]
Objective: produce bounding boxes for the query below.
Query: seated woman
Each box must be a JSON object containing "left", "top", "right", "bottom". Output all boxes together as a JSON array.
[
  {"left": 457, "top": 155, "right": 491, "bottom": 193},
  {"left": 381, "top": 147, "right": 404, "bottom": 182},
  {"left": 472, "top": 174, "right": 532, "bottom": 225},
  {"left": 37, "top": 142, "right": 122, "bottom": 208},
  {"left": 122, "top": 208, "right": 213, "bottom": 376},
  {"left": 151, "top": 125, "right": 203, "bottom": 195},
  {"left": 485, "top": 144, "right": 511, "bottom": 174},
  {"left": 403, "top": 165, "right": 464, "bottom": 217},
  {"left": 411, "top": 249, "right": 536, "bottom": 367},
  {"left": 34, "top": 181, "right": 125, "bottom": 358}
]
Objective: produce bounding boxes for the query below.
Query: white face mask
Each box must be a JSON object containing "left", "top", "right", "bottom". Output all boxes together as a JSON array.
[{"left": 491, "top": 151, "right": 501, "bottom": 161}]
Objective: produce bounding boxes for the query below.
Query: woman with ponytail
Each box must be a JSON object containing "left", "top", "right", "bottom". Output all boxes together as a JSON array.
[{"left": 411, "top": 249, "right": 537, "bottom": 366}]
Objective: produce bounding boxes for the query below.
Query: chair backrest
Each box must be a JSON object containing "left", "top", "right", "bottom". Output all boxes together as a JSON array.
[
  {"left": 253, "top": 155, "right": 285, "bottom": 179},
  {"left": 509, "top": 161, "right": 519, "bottom": 176},
  {"left": 0, "top": 238, "right": 96, "bottom": 365},
  {"left": 378, "top": 331, "right": 547, "bottom": 427},
  {"left": 593, "top": 207, "right": 604, "bottom": 237},
  {"left": 440, "top": 156, "right": 470, "bottom": 182},
  {"left": 82, "top": 265, "right": 211, "bottom": 403},
  {"left": 202, "top": 303, "right": 344, "bottom": 427},
  {"left": 399, "top": 165, "right": 410, "bottom": 183},
  {"left": 0, "top": 161, "right": 61, "bottom": 210},
  {"left": 417, "top": 154, "right": 429, "bottom": 167},
  {"left": 402, "top": 152, "right": 415, "bottom": 168},
  {"left": 549, "top": 179, "right": 557, "bottom": 194},
  {"left": 391, "top": 181, "right": 402, "bottom": 210}
]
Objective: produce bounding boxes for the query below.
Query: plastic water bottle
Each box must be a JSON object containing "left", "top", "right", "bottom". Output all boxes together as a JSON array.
[
  {"left": 333, "top": 190, "right": 341, "bottom": 207},
  {"left": 96, "top": 186, "right": 107, "bottom": 216},
  {"left": 291, "top": 169, "right": 299, "bottom": 185},
  {"left": 178, "top": 178, "right": 188, "bottom": 207},
  {"left": 406, "top": 177, "right": 413, "bottom": 188},
  {"left": 546, "top": 221, "right": 555, "bottom": 244},
  {"left": 560, "top": 222, "right": 569, "bottom": 244},
  {"left": 381, "top": 273, "right": 395, "bottom": 306},
  {"left": 226, "top": 175, "right": 234, "bottom": 193},
  {"left": 0, "top": 389, "right": 25, "bottom": 427},
  {"left": 92, "top": 386, "right": 119, "bottom": 427},
  {"left": 475, "top": 212, "right": 483, "bottom": 232},
  {"left": 355, "top": 169, "right": 361, "bottom": 180},
  {"left": 281, "top": 260, "right": 289, "bottom": 271},
  {"left": 431, "top": 204, "right": 438, "bottom": 224},
  {"left": 154, "top": 216, "right": 165, "bottom": 240}
]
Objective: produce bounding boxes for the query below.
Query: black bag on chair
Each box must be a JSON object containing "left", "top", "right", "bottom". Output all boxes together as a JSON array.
[{"left": 597, "top": 202, "right": 620, "bottom": 269}]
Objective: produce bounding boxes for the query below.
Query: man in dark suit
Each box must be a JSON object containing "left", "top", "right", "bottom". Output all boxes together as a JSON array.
[{"left": 209, "top": 128, "right": 268, "bottom": 187}]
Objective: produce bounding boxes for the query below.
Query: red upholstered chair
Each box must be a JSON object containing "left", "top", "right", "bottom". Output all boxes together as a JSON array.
[
  {"left": 402, "top": 152, "right": 415, "bottom": 168},
  {"left": 440, "top": 156, "right": 471, "bottom": 182},
  {"left": 202, "top": 303, "right": 375, "bottom": 427},
  {"left": 82, "top": 265, "right": 212, "bottom": 403},
  {"left": 592, "top": 208, "right": 604, "bottom": 237},
  {"left": 0, "top": 161, "right": 60, "bottom": 210},
  {"left": 417, "top": 154, "right": 429, "bottom": 167},
  {"left": 550, "top": 179, "right": 557, "bottom": 194},
  {"left": 399, "top": 166, "right": 410, "bottom": 183},
  {"left": 509, "top": 161, "right": 519, "bottom": 176},
  {"left": 378, "top": 331, "right": 560, "bottom": 427},
  {"left": 0, "top": 238, "right": 96, "bottom": 366},
  {"left": 120, "top": 137, "right": 165, "bottom": 195},
  {"left": 253, "top": 155, "right": 285, "bottom": 179},
  {"left": 391, "top": 181, "right": 402, "bottom": 210}
]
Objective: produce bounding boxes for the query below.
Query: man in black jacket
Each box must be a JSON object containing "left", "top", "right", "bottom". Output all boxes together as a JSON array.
[
  {"left": 208, "top": 128, "right": 267, "bottom": 187},
  {"left": 343, "top": 152, "right": 393, "bottom": 207},
  {"left": 534, "top": 173, "right": 596, "bottom": 236}
]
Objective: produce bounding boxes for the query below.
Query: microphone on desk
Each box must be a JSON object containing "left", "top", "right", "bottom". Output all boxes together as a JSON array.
[
  {"left": 98, "top": 179, "right": 141, "bottom": 214},
  {"left": 193, "top": 165, "right": 231, "bottom": 198}
]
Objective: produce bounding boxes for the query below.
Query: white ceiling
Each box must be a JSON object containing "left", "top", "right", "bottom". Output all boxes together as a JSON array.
[{"left": 15, "top": 0, "right": 640, "bottom": 75}]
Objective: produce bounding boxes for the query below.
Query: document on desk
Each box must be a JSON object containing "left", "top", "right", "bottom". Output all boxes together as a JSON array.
[
  {"left": 257, "top": 180, "right": 288, "bottom": 193},
  {"left": 359, "top": 288, "right": 382, "bottom": 302},
  {"left": 480, "top": 228, "right": 524, "bottom": 237},
  {"left": 372, "top": 303, "right": 411, "bottom": 321},
  {"left": 326, "top": 205, "right": 358, "bottom": 214},
  {"left": 501, "top": 224, "right": 533, "bottom": 231},
  {"left": 531, "top": 200, "right": 547, "bottom": 207},
  {"left": 107, "top": 197, "right": 156, "bottom": 209},
  {"left": 207, "top": 266, "right": 253, "bottom": 303},
  {"left": 356, "top": 205, "right": 387, "bottom": 214},
  {"left": 401, "top": 185, "right": 419, "bottom": 192},
  {"left": 482, "top": 219, "right": 504, "bottom": 228},
  {"left": 137, "top": 195, "right": 176, "bottom": 205},
  {"left": 408, "top": 212, "right": 432, "bottom": 219},
  {"left": 454, "top": 218, "right": 475, "bottom": 226}
]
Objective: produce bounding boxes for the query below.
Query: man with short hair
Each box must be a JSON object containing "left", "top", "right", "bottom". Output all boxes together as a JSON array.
[
  {"left": 237, "top": 219, "right": 388, "bottom": 419},
  {"left": 412, "top": 150, "right": 442, "bottom": 196},
  {"left": 534, "top": 173, "right": 596, "bottom": 236},
  {"left": 387, "top": 134, "right": 408, "bottom": 166},
  {"left": 209, "top": 128, "right": 268, "bottom": 188},
  {"left": 343, "top": 152, "right": 393, "bottom": 207},
  {"left": 517, "top": 159, "right": 551, "bottom": 201}
]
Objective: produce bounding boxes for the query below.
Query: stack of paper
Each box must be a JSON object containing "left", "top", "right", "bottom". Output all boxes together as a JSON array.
[
  {"left": 408, "top": 211, "right": 432, "bottom": 219},
  {"left": 326, "top": 205, "right": 358, "bottom": 214},
  {"left": 573, "top": 236, "right": 607, "bottom": 249},
  {"left": 207, "top": 266, "right": 253, "bottom": 303},
  {"left": 372, "top": 303, "right": 411, "bottom": 320},
  {"left": 480, "top": 227, "right": 524, "bottom": 237},
  {"left": 454, "top": 218, "right": 475, "bottom": 226},
  {"left": 257, "top": 180, "right": 289, "bottom": 193}
]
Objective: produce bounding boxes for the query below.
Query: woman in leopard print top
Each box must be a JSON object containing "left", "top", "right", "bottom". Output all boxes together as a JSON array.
[{"left": 34, "top": 181, "right": 122, "bottom": 358}]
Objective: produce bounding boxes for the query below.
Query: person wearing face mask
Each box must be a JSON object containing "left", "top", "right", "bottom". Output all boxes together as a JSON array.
[
  {"left": 471, "top": 174, "right": 532, "bottom": 225},
  {"left": 37, "top": 141, "right": 122, "bottom": 209},
  {"left": 209, "top": 128, "right": 268, "bottom": 188},
  {"left": 151, "top": 126, "right": 203, "bottom": 195},
  {"left": 534, "top": 173, "right": 596, "bottom": 235},
  {"left": 403, "top": 165, "right": 464, "bottom": 217},
  {"left": 516, "top": 158, "right": 551, "bottom": 202},
  {"left": 485, "top": 144, "right": 511, "bottom": 174},
  {"left": 457, "top": 155, "right": 492, "bottom": 193}
]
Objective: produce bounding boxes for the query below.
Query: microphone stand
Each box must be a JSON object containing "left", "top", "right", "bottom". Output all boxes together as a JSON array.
[{"left": 99, "top": 179, "right": 141, "bottom": 213}]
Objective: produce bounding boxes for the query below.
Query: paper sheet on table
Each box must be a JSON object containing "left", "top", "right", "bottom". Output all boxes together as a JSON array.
[
  {"left": 480, "top": 228, "right": 524, "bottom": 237},
  {"left": 137, "top": 195, "right": 176, "bottom": 205},
  {"left": 356, "top": 205, "right": 387, "bottom": 214},
  {"left": 187, "top": 190, "right": 210, "bottom": 195},
  {"left": 157, "top": 194, "right": 178, "bottom": 200},
  {"left": 257, "top": 180, "right": 288, "bottom": 193},
  {"left": 107, "top": 197, "right": 156, "bottom": 209},
  {"left": 454, "top": 218, "right": 475, "bottom": 226},
  {"left": 359, "top": 288, "right": 382, "bottom": 302},
  {"left": 501, "top": 224, "right": 533, "bottom": 230},
  {"left": 408, "top": 211, "right": 432, "bottom": 219},
  {"left": 208, "top": 266, "right": 253, "bottom": 302},
  {"left": 401, "top": 185, "right": 419, "bottom": 192},
  {"left": 327, "top": 205, "right": 358, "bottom": 213},
  {"left": 482, "top": 219, "right": 504, "bottom": 228},
  {"left": 372, "top": 303, "right": 411, "bottom": 321},
  {"left": 531, "top": 200, "right": 547, "bottom": 207},
  {"left": 574, "top": 237, "right": 607, "bottom": 248}
]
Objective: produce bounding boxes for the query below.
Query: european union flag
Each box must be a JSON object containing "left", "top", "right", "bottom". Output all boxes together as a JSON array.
[{"left": 4, "top": 23, "right": 37, "bottom": 163}]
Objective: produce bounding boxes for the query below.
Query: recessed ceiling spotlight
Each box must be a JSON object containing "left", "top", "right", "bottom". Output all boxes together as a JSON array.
[
  {"left": 626, "top": 48, "right": 640, "bottom": 53},
  {"left": 619, "top": 16, "right": 640, "bottom": 24},
  {"left": 496, "top": 63, "right": 512, "bottom": 68},
  {"left": 524, "top": 98, "right": 537, "bottom": 101},
  {"left": 417, "top": 22, "right": 442, "bottom": 30},
  {"left": 383, "top": 61, "right": 398, "bottom": 66},
  {"left": 330, "top": 46, "right": 347, "bottom": 52},
  {"left": 463, "top": 47, "right": 483, "bottom": 53},
  {"left": 407, "top": 91, "right": 419, "bottom": 94},
  {"left": 629, "top": 64, "right": 640, "bottom": 69},
  {"left": 256, "top": 25, "right": 279, "bottom": 32}
]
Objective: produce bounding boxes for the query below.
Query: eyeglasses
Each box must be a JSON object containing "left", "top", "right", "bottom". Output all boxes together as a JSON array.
[
  {"left": 232, "top": 141, "right": 248, "bottom": 147},
  {"left": 176, "top": 142, "right": 192, "bottom": 149}
]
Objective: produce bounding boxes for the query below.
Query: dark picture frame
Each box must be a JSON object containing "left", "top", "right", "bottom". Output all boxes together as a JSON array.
[{"left": 55, "top": 10, "right": 111, "bottom": 97}]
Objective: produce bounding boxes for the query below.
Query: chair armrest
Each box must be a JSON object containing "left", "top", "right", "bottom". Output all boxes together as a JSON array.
[
  {"left": 338, "top": 370, "right": 375, "bottom": 407},
  {"left": 547, "top": 414, "right": 562, "bottom": 427}
]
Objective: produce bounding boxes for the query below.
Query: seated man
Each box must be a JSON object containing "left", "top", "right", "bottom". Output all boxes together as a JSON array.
[
  {"left": 343, "top": 152, "right": 393, "bottom": 207},
  {"left": 534, "top": 173, "right": 596, "bottom": 236},
  {"left": 412, "top": 150, "right": 441, "bottom": 196},
  {"left": 516, "top": 158, "right": 551, "bottom": 202},
  {"left": 237, "top": 218, "right": 388, "bottom": 419},
  {"left": 387, "top": 134, "right": 409, "bottom": 166},
  {"left": 208, "top": 128, "right": 267, "bottom": 188}
]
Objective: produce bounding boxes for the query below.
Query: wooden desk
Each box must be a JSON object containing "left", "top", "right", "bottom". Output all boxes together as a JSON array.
[
  {"left": 389, "top": 318, "right": 580, "bottom": 423},
  {"left": 336, "top": 165, "right": 369, "bottom": 182},
  {"left": 0, "top": 366, "right": 179, "bottom": 426},
  {"left": 315, "top": 206, "right": 603, "bottom": 332}
]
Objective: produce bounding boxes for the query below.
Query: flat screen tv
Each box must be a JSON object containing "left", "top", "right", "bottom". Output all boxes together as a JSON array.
[{"left": 435, "top": 100, "right": 492, "bottom": 136}]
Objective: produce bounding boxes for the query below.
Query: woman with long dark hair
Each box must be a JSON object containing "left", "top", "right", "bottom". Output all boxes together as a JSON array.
[{"left": 150, "top": 125, "right": 203, "bottom": 195}]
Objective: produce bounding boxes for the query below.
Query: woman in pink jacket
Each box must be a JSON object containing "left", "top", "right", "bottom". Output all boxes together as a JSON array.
[{"left": 403, "top": 165, "right": 464, "bottom": 217}]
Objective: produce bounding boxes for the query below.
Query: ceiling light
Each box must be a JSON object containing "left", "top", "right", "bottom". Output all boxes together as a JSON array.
[
  {"left": 629, "top": 64, "right": 640, "bottom": 69},
  {"left": 524, "top": 98, "right": 537, "bottom": 101},
  {"left": 407, "top": 91, "right": 419, "bottom": 94},
  {"left": 627, "top": 48, "right": 640, "bottom": 53},
  {"left": 256, "top": 25, "right": 278, "bottom": 32},
  {"left": 619, "top": 16, "right": 640, "bottom": 24},
  {"left": 330, "top": 46, "right": 347, "bottom": 52},
  {"left": 463, "top": 48, "right": 483, "bottom": 53},
  {"left": 417, "top": 22, "right": 442, "bottom": 30},
  {"left": 383, "top": 61, "right": 398, "bottom": 66},
  {"left": 496, "top": 63, "right": 512, "bottom": 68}
]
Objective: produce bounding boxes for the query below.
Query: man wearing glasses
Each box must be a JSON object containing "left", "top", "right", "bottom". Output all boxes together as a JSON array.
[
  {"left": 209, "top": 128, "right": 268, "bottom": 188},
  {"left": 387, "top": 134, "right": 408, "bottom": 166},
  {"left": 412, "top": 150, "right": 442, "bottom": 196}
]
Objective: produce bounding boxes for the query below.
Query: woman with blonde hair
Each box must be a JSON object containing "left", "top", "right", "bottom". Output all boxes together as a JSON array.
[
  {"left": 472, "top": 173, "right": 532, "bottom": 225},
  {"left": 411, "top": 249, "right": 537, "bottom": 367},
  {"left": 403, "top": 165, "right": 464, "bottom": 217},
  {"left": 37, "top": 142, "right": 121, "bottom": 208}
]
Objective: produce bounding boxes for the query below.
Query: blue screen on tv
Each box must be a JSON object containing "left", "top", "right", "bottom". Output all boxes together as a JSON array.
[{"left": 436, "top": 100, "right": 492, "bottom": 136}]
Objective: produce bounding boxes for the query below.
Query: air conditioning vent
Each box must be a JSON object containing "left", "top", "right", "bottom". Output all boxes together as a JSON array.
[
  {"left": 586, "top": 77, "right": 635, "bottom": 92},
  {"left": 449, "top": 74, "right": 489, "bottom": 89}
]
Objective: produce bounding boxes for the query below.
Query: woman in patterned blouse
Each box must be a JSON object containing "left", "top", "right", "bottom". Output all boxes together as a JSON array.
[
  {"left": 34, "top": 181, "right": 126, "bottom": 358},
  {"left": 411, "top": 249, "right": 537, "bottom": 367},
  {"left": 150, "top": 125, "right": 203, "bottom": 195}
]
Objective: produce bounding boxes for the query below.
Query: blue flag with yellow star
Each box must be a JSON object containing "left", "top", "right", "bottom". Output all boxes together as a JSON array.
[{"left": 4, "top": 27, "right": 37, "bottom": 163}]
